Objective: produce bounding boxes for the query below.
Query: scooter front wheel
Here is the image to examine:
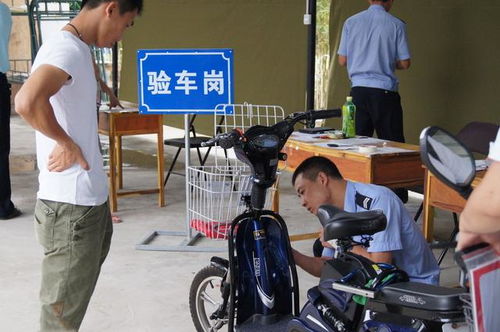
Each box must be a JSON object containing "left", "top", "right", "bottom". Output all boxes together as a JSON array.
[{"left": 189, "top": 265, "right": 228, "bottom": 332}]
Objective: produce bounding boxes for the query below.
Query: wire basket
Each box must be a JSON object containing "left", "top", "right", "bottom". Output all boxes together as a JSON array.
[{"left": 188, "top": 165, "right": 276, "bottom": 240}]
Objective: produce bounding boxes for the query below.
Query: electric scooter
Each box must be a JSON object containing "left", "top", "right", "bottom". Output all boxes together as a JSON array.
[{"left": 188, "top": 109, "right": 341, "bottom": 331}]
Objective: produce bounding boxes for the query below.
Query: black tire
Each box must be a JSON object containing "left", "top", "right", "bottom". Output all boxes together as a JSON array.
[{"left": 189, "top": 265, "right": 228, "bottom": 332}]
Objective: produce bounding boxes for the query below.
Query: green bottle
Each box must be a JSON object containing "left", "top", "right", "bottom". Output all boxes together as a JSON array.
[{"left": 342, "top": 96, "right": 356, "bottom": 138}]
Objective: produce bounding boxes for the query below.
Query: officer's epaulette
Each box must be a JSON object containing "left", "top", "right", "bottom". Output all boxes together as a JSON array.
[{"left": 355, "top": 192, "right": 373, "bottom": 210}]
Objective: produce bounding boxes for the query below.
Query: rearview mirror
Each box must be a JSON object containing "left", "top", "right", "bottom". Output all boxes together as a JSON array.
[{"left": 419, "top": 126, "right": 475, "bottom": 198}]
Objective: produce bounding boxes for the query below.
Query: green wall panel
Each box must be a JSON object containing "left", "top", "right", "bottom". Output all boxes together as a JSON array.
[{"left": 120, "top": 0, "right": 308, "bottom": 134}]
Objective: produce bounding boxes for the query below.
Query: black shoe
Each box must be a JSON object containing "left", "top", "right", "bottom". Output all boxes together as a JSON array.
[{"left": 0, "top": 207, "right": 22, "bottom": 220}]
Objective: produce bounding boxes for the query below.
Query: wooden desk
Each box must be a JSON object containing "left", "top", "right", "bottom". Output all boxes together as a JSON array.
[
  {"left": 422, "top": 168, "right": 484, "bottom": 241},
  {"left": 98, "top": 107, "right": 165, "bottom": 212},
  {"left": 282, "top": 138, "right": 424, "bottom": 188}
]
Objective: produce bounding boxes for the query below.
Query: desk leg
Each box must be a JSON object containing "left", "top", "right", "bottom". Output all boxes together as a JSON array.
[
  {"left": 108, "top": 134, "right": 118, "bottom": 212},
  {"left": 271, "top": 189, "right": 280, "bottom": 213},
  {"left": 117, "top": 136, "right": 123, "bottom": 189},
  {"left": 423, "top": 171, "right": 434, "bottom": 241},
  {"left": 157, "top": 123, "right": 165, "bottom": 207},
  {"left": 271, "top": 177, "right": 280, "bottom": 213},
  {"left": 423, "top": 204, "right": 435, "bottom": 242}
]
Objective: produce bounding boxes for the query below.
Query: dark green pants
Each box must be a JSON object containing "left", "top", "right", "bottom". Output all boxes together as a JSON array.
[{"left": 34, "top": 199, "right": 113, "bottom": 331}]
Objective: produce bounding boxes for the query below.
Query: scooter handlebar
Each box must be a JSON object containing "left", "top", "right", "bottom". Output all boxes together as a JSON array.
[{"left": 201, "top": 130, "right": 241, "bottom": 149}]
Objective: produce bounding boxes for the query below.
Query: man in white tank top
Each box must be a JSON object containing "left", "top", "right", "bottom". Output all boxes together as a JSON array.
[{"left": 15, "top": 1, "right": 142, "bottom": 330}]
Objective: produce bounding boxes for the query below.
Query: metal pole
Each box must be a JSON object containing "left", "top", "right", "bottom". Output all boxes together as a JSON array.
[
  {"left": 305, "top": 0, "right": 317, "bottom": 112},
  {"left": 184, "top": 114, "right": 192, "bottom": 240}
]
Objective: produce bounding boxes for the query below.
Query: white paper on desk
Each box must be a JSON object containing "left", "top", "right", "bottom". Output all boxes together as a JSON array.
[
  {"left": 289, "top": 132, "right": 322, "bottom": 142},
  {"left": 314, "top": 143, "right": 415, "bottom": 155},
  {"left": 314, "top": 142, "right": 358, "bottom": 149},
  {"left": 366, "top": 146, "right": 415, "bottom": 155},
  {"left": 326, "top": 137, "right": 385, "bottom": 146}
]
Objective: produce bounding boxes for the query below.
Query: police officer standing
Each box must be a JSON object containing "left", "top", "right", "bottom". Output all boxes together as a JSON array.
[
  {"left": 291, "top": 157, "right": 439, "bottom": 285},
  {"left": 337, "top": 0, "right": 410, "bottom": 142},
  {"left": 337, "top": 0, "right": 411, "bottom": 202}
]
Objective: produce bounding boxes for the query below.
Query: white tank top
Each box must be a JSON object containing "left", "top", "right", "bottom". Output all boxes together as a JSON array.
[{"left": 32, "top": 31, "right": 108, "bottom": 206}]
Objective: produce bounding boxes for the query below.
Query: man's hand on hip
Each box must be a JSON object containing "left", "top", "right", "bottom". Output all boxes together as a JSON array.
[{"left": 48, "top": 141, "right": 90, "bottom": 172}]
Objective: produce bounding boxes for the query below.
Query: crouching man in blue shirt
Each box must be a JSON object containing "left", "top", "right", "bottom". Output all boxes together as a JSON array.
[{"left": 292, "top": 156, "right": 440, "bottom": 285}]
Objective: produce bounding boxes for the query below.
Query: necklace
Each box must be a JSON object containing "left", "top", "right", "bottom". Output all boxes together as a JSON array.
[{"left": 66, "top": 22, "right": 83, "bottom": 41}]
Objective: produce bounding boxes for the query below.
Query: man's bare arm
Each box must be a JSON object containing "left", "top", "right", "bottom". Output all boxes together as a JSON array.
[
  {"left": 338, "top": 55, "right": 347, "bottom": 67},
  {"left": 396, "top": 59, "right": 411, "bottom": 70},
  {"left": 93, "top": 61, "right": 122, "bottom": 109},
  {"left": 458, "top": 161, "right": 500, "bottom": 253},
  {"left": 292, "top": 248, "right": 328, "bottom": 278},
  {"left": 15, "top": 65, "right": 89, "bottom": 171},
  {"left": 350, "top": 245, "right": 392, "bottom": 264}
]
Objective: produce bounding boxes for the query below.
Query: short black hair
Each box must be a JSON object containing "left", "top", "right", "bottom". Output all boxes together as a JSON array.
[
  {"left": 292, "top": 156, "right": 343, "bottom": 186},
  {"left": 81, "top": 0, "right": 143, "bottom": 15}
]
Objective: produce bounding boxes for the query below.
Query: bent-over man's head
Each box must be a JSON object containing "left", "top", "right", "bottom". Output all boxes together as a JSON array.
[{"left": 292, "top": 156, "right": 345, "bottom": 215}]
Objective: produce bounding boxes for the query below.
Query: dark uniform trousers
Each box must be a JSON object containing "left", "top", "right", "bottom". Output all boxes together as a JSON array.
[
  {"left": 351, "top": 86, "right": 408, "bottom": 203},
  {"left": 351, "top": 86, "right": 405, "bottom": 143},
  {"left": 0, "top": 72, "right": 14, "bottom": 217}
]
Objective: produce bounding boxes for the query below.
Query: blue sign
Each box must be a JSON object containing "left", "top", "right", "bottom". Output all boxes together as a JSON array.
[{"left": 137, "top": 49, "right": 234, "bottom": 114}]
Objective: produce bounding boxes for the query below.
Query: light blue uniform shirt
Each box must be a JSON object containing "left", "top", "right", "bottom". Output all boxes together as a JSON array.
[
  {"left": 337, "top": 4, "right": 410, "bottom": 91},
  {"left": 324, "top": 181, "right": 440, "bottom": 285},
  {"left": 0, "top": 2, "right": 12, "bottom": 73}
]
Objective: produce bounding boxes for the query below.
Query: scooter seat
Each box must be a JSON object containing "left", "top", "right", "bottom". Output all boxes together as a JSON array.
[
  {"left": 375, "top": 282, "right": 466, "bottom": 311},
  {"left": 317, "top": 205, "right": 387, "bottom": 240}
]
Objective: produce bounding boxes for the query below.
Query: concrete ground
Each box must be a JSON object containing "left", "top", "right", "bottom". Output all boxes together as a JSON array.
[{"left": 1, "top": 114, "right": 460, "bottom": 331}]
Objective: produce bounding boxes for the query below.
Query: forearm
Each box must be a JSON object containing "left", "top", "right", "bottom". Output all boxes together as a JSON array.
[
  {"left": 292, "top": 248, "right": 326, "bottom": 277},
  {"left": 351, "top": 246, "right": 392, "bottom": 264},
  {"left": 460, "top": 162, "right": 500, "bottom": 234},
  {"left": 98, "top": 78, "right": 112, "bottom": 95},
  {"left": 396, "top": 59, "right": 411, "bottom": 70},
  {"left": 338, "top": 55, "right": 347, "bottom": 67}
]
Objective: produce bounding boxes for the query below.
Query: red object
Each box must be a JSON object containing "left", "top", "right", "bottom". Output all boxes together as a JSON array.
[{"left": 190, "top": 219, "right": 230, "bottom": 239}]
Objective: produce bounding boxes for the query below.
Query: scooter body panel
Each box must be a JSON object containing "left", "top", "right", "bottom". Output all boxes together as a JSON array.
[{"left": 234, "top": 214, "right": 295, "bottom": 326}]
